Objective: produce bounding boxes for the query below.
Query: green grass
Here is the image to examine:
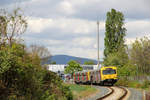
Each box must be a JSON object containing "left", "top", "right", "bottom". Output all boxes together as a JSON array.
[
  {"left": 69, "top": 84, "right": 93, "bottom": 92},
  {"left": 65, "top": 84, "right": 98, "bottom": 100},
  {"left": 115, "top": 79, "right": 150, "bottom": 90}
]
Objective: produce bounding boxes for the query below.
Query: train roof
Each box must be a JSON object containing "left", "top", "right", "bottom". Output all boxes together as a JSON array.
[
  {"left": 101, "top": 66, "right": 117, "bottom": 69},
  {"left": 74, "top": 66, "right": 117, "bottom": 74}
]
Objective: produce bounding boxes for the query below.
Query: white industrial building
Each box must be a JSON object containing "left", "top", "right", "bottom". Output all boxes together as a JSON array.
[{"left": 48, "top": 64, "right": 101, "bottom": 73}]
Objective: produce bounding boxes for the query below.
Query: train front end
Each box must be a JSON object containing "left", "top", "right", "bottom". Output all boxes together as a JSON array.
[{"left": 101, "top": 66, "right": 118, "bottom": 85}]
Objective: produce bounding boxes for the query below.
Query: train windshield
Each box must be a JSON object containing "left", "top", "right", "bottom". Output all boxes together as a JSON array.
[{"left": 103, "top": 68, "right": 116, "bottom": 75}]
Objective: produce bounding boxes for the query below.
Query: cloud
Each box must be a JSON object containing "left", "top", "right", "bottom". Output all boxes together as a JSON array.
[
  {"left": 23, "top": 35, "right": 104, "bottom": 59},
  {"left": 27, "top": 17, "right": 105, "bottom": 35},
  {"left": 3, "top": 0, "right": 150, "bottom": 20},
  {"left": 1, "top": 0, "right": 150, "bottom": 60},
  {"left": 57, "top": 1, "right": 76, "bottom": 15},
  {"left": 27, "top": 17, "right": 53, "bottom": 33},
  {"left": 125, "top": 20, "right": 150, "bottom": 38},
  {"left": 25, "top": 16, "right": 150, "bottom": 59},
  {"left": 23, "top": 36, "right": 64, "bottom": 46},
  {"left": 125, "top": 38, "right": 136, "bottom": 45},
  {"left": 70, "top": 0, "right": 150, "bottom": 20},
  {"left": 72, "top": 37, "right": 95, "bottom": 48}
]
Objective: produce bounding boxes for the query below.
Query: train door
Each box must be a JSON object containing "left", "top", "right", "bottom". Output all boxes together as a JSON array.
[
  {"left": 88, "top": 71, "right": 90, "bottom": 83},
  {"left": 90, "top": 71, "right": 93, "bottom": 84},
  {"left": 86, "top": 72, "right": 88, "bottom": 83},
  {"left": 82, "top": 72, "right": 84, "bottom": 83},
  {"left": 79, "top": 73, "right": 82, "bottom": 83},
  {"left": 74, "top": 73, "right": 76, "bottom": 82}
]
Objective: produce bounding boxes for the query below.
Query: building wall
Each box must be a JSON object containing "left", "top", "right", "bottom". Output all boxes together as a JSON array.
[{"left": 48, "top": 64, "right": 101, "bottom": 73}]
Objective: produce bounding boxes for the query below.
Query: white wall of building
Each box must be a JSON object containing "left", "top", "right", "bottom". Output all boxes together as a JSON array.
[
  {"left": 48, "top": 64, "right": 67, "bottom": 72},
  {"left": 48, "top": 64, "right": 102, "bottom": 73}
]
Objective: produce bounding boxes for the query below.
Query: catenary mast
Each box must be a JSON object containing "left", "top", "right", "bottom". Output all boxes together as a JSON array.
[{"left": 97, "top": 21, "right": 100, "bottom": 68}]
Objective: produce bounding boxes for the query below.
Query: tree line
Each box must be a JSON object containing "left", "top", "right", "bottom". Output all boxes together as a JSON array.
[
  {"left": 0, "top": 8, "right": 73, "bottom": 100},
  {"left": 103, "top": 9, "right": 150, "bottom": 79}
]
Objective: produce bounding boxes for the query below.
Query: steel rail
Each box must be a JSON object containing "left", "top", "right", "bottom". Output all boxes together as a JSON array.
[
  {"left": 97, "top": 86, "right": 114, "bottom": 100},
  {"left": 117, "top": 86, "right": 128, "bottom": 100},
  {"left": 97, "top": 86, "right": 128, "bottom": 100}
]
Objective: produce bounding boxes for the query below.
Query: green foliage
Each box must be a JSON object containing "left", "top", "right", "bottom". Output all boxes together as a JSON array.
[
  {"left": 103, "top": 47, "right": 137, "bottom": 77},
  {"left": 64, "top": 60, "right": 83, "bottom": 76},
  {"left": 66, "top": 84, "right": 97, "bottom": 100},
  {"left": 116, "top": 79, "right": 150, "bottom": 89},
  {"left": 103, "top": 48, "right": 128, "bottom": 67},
  {"left": 0, "top": 43, "right": 40, "bottom": 99},
  {"left": 130, "top": 37, "right": 150, "bottom": 74},
  {"left": 62, "top": 86, "right": 73, "bottom": 100},
  {"left": 141, "top": 80, "right": 150, "bottom": 89},
  {"left": 118, "top": 62, "right": 136, "bottom": 77},
  {"left": 104, "top": 9, "right": 126, "bottom": 57},
  {"left": 0, "top": 8, "right": 73, "bottom": 100},
  {"left": 84, "top": 61, "right": 95, "bottom": 65},
  {"left": 51, "top": 61, "right": 56, "bottom": 64},
  {"left": 114, "top": 37, "right": 150, "bottom": 88},
  {"left": 115, "top": 78, "right": 129, "bottom": 87},
  {"left": 0, "top": 43, "right": 73, "bottom": 100},
  {"left": 103, "top": 9, "right": 150, "bottom": 88},
  {"left": 68, "top": 84, "right": 92, "bottom": 92},
  {"left": 28, "top": 44, "right": 52, "bottom": 64},
  {"left": 41, "top": 70, "right": 73, "bottom": 100}
]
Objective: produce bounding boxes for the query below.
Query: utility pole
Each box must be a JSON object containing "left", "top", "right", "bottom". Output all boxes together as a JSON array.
[{"left": 97, "top": 21, "right": 100, "bottom": 68}]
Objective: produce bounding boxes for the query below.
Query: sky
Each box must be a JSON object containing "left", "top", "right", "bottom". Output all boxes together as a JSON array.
[{"left": 0, "top": 0, "right": 150, "bottom": 60}]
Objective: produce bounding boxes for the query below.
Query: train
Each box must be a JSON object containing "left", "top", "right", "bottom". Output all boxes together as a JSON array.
[{"left": 73, "top": 66, "right": 118, "bottom": 86}]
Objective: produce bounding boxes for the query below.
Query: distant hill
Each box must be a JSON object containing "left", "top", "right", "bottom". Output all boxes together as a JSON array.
[{"left": 44, "top": 55, "right": 99, "bottom": 64}]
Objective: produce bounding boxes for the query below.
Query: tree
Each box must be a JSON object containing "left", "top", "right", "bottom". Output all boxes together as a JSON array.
[
  {"left": 103, "top": 47, "right": 128, "bottom": 67},
  {"left": 28, "top": 44, "right": 51, "bottom": 64},
  {"left": 0, "top": 43, "right": 42, "bottom": 99},
  {"left": 0, "top": 8, "right": 27, "bottom": 46},
  {"left": 84, "top": 61, "right": 95, "bottom": 65},
  {"left": 51, "top": 61, "right": 56, "bottom": 64},
  {"left": 0, "top": 8, "right": 73, "bottom": 100},
  {"left": 104, "top": 9, "right": 126, "bottom": 58},
  {"left": 129, "top": 37, "right": 150, "bottom": 74},
  {"left": 64, "top": 60, "right": 83, "bottom": 77}
]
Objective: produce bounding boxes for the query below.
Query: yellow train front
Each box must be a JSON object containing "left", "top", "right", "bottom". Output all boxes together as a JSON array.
[
  {"left": 73, "top": 66, "right": 118, "bottom": 86},
  {"left": 100, "top": 66, "right": 117, "bottom": 85}
]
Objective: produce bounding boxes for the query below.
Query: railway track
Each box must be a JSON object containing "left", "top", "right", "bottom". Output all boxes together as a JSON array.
[
  {"left": 118, "top": 86, "right": 128, "bottom": 100},
  {"left": 97, "top": 86, "right": 128, "bottom": 100}
]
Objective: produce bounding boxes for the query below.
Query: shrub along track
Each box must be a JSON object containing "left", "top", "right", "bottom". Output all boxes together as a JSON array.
[{"left": 97, "top": 86, "right": 128, "bottom": 100}]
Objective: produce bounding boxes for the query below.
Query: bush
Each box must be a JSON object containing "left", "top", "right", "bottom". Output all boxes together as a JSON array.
[
  {"left": 62, "top": 86, "right": 73, "bottom": 100},
  {"left": 0, "top": 8, "right": 72, "bottom": 99},
  {"left": 116, "top": 78, "right": 150, "bottom": 90},
  {"left": 141, "top": 80, "right": 150, "bottom": 89},
  {"left": 0, "top": 43, "right": 73, "bottom": 100},
  {"left": 115, "top": 78, "right": 129, "bottom": 87}
]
